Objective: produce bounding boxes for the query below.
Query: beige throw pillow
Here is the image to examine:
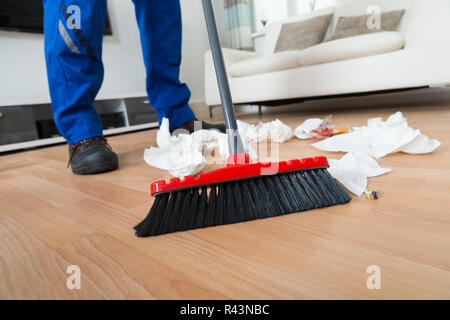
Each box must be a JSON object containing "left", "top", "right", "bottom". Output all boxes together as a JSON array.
[
  {"left": 329, "top": 10, "right": 405, "bottom": 41},
  {"left": 274, "top": 14, "right": 333, "bottom": 53}
]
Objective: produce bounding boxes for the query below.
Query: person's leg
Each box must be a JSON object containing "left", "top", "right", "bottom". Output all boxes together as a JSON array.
[
  {"left": 43, "top": 0, "right": 118, "bottom": 174},
  {"left": 43, "top": 0, "right": 106, "bottom": 145},
  {"left": 132, "top": 0, "right": 196, "bottom": 130}
]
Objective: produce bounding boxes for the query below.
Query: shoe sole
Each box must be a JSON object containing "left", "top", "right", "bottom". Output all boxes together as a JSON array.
[{"left": 72, "top": 161, "right": 119, "bottom": 175}]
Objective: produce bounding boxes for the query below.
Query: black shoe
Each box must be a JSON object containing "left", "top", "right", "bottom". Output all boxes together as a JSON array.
[
  {"left": 170, "top": 119, "right": 226, "bottom": 135},
  {"left": 68, "top": 137, "right": 119, "bottom": 175}
]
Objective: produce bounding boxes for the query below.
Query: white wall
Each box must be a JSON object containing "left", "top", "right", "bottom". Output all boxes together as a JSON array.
[
  {"left": 252, "top": 0, "right": 336, "bottom": 31},
  {"left": 0, "top": 0, "right": 213, "bottom": 106},
  {"left": 179, "top": 0, "right": 212, "bottom": 103}
]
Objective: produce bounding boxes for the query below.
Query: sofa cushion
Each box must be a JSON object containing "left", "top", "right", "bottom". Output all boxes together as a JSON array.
[
  {"left": 264, "top": 7, "right": 335, "bottom": 55},
  {"left": 228, "top": 32, "right": 404, "bottom": 78},
  {"left": 228, "top": 51, "right": 299, "bottom": 77},
  {"left": 329, "top": 10, "right": 405, "bottom": 41},
  {"left": 274, "top": 14, "right": 333, "bottom": 52},
  {"left": 296, "top": 31, "right": 404, "bottom": 67}
]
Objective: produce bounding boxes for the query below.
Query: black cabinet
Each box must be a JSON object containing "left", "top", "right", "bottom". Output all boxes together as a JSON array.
[
  {"left": 0, "top": 96, "right": 160, "bottom": 151},
  {"left": 125, "top": 97, "right": 158, "bottom": 126},
  {"left": 0, "top": 106, "right": 39, "bottom": 145}
]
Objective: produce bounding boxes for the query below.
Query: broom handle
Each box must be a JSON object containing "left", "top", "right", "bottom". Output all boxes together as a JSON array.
[{"left": 201, "top": 0, "right": 245, "bottom": 156}]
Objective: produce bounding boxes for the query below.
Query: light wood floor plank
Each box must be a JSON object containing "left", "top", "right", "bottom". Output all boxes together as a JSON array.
[{"left": 1, "top": 104, "right": 449, "bottom": 299}]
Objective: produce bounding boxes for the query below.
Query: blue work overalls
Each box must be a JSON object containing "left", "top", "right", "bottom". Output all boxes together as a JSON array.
[{"left": 43, "top": 0, "right": 195, "bottom": 144}]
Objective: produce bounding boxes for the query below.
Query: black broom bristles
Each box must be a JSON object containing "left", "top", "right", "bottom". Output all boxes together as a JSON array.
[{"left": 134, "top": 168, "right": 351, "bottom": 237}]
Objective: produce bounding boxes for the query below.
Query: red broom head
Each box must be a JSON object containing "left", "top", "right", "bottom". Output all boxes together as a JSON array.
[{"left": 150, "top": 154, "right": 329, "bottom": 196}]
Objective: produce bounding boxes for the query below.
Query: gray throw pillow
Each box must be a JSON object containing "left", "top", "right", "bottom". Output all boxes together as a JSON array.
[
  {"left": 275, "top": 14, "right": 333, "bottom": 53},
  {"left": 329, "top": 10, "right": 405, "bottom": 41}
]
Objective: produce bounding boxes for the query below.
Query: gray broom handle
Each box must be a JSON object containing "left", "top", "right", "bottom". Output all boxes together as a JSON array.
[{"left": 201, "top": 0, "right": 245, "bottom": 156}]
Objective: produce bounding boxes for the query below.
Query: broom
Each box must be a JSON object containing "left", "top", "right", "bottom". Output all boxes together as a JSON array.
[{"left": 134, "top": 0, "right": 351, "bottom": 237}]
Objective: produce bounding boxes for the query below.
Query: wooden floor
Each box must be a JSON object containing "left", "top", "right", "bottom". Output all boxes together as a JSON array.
[{"left": 1, "top": 104, "right": 449, "bottom": 299}]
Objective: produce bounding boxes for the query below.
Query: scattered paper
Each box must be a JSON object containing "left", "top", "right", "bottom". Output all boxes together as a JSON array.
[
  {"left": 236, "top": 120, "right": 258, "bottom": 142},
  {"left": 328, "top": 151, "right": 392, "bottom": 196},
  {"left": 318, "top": 112, "right": 440, "bottom": 196},
  {"left": 145, "top": 112, "right": 440, "bottom": 197},
  {"left": 294, "top": 116, "right": 332, "bottom": 139},
  {"left": 237, "top": 119, "right": 294, "bottom": 143},
  {"left": 144, "top": 146, "right": 205, "bottom": 178},
  {"left": 255, "top": 119, "right": 294, "bottom": 143},
  {"left": 145, "top": 118, "right": 205, "bottom": 177},
  {"left": 312, "top": 112, "right": 441, "bottom": 158},
  {"left": 144, "top": 118, "right": 292, "bottom": 177},
  {"left": 294, "top": 115, "right": 348, "bottom": 139},
  {"left": 399, "top": 133, "right": 441, "bottom": 154}
]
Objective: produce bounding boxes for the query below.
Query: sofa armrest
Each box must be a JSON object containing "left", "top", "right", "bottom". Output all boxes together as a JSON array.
[{"left": 204, "top": 48, "right": 261, "bottom": 106}]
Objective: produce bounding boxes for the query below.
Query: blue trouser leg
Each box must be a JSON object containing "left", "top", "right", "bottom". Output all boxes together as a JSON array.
[
  {"left": 133, "top": 0, "right": 196, "bottom": 130},
  {"left": 43, "top": 0, "right": 106, "bottom": 145}
]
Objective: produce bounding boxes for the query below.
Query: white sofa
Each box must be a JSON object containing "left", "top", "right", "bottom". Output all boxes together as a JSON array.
[{"left": 204, "top": 0, "right": 450, "bottom": 108}]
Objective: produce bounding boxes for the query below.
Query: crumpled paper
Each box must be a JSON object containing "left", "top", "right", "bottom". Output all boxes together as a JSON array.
[
  {"left": 312, "top": 112, "right": 441, "bottom": 158},
  {"left": 237, "top": 119, "right": 293, "bottom": 143},
  {"left": 144, "top": 118, "right": 293, "bottom": 177},
  {"left": 315, "top": 112, "right": 440, "bottom": 196},
  {"left": 144, "top": 118, "right": 206, "bottom": 177},
  {"left": 328, "top": 151, "right": 392, "bottom": 196},
  {"left": 294, "top": 116, "right": 332, "bottom": 139}
]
